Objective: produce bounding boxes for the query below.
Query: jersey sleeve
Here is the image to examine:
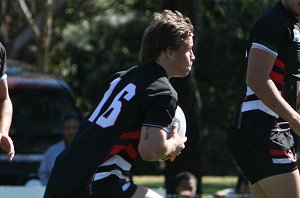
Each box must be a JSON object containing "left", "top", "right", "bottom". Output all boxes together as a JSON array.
[
  {"left": 250, "top": 16, "right": 289, "bottom": 54},
  {"left": 143, "top": 95, "right": 177, "bottom": 128},
  {"left": 0, "top": 42, "right": 7, "bottom": 80},
  {"left": 142, "top": 78, "right": 177, "bottom": 129}
]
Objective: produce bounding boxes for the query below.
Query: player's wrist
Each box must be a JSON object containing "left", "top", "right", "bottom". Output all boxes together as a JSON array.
[{"left": 289, "top": 113, "right": 300, "bottom": 126}]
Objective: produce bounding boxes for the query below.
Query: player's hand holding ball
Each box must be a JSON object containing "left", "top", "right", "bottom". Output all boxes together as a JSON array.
[{"left": 161, "top": 106, "right": 187, "bottom": 161}]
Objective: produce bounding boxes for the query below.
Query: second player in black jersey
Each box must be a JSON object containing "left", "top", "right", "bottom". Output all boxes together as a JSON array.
[
  {"left": 0, "top": 42, "right": 14, "bottom": 162},
  {"left": 228, "top": 1, "right": 300, "bottom": 198},
  {"left": 44, "top": 10, "right": 195, "bottom": 198}
]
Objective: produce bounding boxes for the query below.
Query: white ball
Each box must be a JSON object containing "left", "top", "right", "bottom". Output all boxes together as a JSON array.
[
  {"left": 161, "top": 106, "right": 187, "bottom": 161},
  {"left": 167, "top": 105, "right": 186, "bottom": 137}
]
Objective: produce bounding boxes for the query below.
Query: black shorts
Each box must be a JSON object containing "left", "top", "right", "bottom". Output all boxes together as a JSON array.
[
  {"left": 227, "top": 123, "right": 298, "bottom": 184},
  {"left": 88, "top": 175, "right": 137, "bottom": 198},
  {"left": 44, "top": 175, "right": 137, "bottom": 198}
]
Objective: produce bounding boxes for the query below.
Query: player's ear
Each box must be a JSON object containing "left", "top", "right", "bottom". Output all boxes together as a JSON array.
[{"left": 165, "top": 47, "right": 176, "bottom": 59}]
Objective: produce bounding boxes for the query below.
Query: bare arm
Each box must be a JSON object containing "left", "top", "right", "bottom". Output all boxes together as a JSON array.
[
  {"left": 138, "top": 122, "right": 186, "bottom": 161},
  {"left": 246, "top": 47, "right": 300, "bottom": 135},
  {"left": 0, "top": 78, "right": 14, "bottom": 160}
]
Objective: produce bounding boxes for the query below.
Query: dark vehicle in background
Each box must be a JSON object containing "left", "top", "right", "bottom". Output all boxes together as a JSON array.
[{"left": 0, "top": 60, "right": 82, "bottom": 185}]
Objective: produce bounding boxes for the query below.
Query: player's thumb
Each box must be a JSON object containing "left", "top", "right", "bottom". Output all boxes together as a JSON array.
[{"left": 171, "top": 122, "right": 179, "bottom": 135}]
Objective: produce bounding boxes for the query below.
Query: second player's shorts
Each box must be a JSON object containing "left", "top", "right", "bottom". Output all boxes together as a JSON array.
[{"left": 227, "top": 122, "right": 298, "bottom": 184}]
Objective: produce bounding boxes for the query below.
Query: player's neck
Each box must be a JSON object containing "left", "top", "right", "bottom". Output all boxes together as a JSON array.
[
  {"left": 156, "top": 51, "right": 179, "bottom": 79},
  {"left": 155, "top": 58, "right": 171, "bottom": 79}
]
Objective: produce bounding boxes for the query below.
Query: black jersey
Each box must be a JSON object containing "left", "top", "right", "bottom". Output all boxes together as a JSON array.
[
  {"left": 0, "top": 42, "right": 7, "bottom": 79},
  {"left": 46, "top": 62, "right": 177, "bottom": 195},
  {"left": 233, "top": 2, "right": 300, "bottom": 129}
]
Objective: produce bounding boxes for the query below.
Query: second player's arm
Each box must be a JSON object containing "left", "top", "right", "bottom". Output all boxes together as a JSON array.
[
  {"left": 246, "top": 47, "right": 300, "bottom": 135},
  {"left": 0, "top": 78, "right": 14, "bottom": 161}
]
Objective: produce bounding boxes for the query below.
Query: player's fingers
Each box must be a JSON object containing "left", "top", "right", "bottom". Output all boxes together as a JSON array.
[
  {"left": 7, "top": 142, "right": 15, "bottom": 161},
  {"left": 169, "top": 151, "right": 182, "bottom": 161},
  {"left": 170, "top": 122, "right": 179, "bottom": 136},
  {"left": 8, "top": 149, "right": 14, "bottom": 161},
  {"left": 181, "top": 144, "right": 185, "bottom": 150},
  {"left": 297, "top": 92, "right": 300, "bottom": 105},
  {"left": 169, "top": 155, "right": 176, "bottom": 161},
  {"left": 170, "top": 122, "right": 179, "bottom": 135},
  {"left": 8, "top": 153, "right": 14, "bottom": 161},
  {"left": 1, "top": 135, "right": 15, "bottom": 161},
  {"left": 8, "top": 136, "right": 14, "bottom": 152}
]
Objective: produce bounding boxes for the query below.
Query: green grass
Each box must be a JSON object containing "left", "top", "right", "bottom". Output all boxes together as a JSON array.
[
  {"left": 133, "top": 175, "right": 237, "bottom": 196},
  {"left": 202, "top": 176, "right": 237, "bottom": 195},
  {"left": 133, "top": 175, "right": 165, "bottom": 189}
]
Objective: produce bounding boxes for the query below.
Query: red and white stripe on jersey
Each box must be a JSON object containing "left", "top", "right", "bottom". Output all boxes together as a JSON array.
[
  {"left": 92, "top": 129, "right": 141, "bottom": 182},
  {"left": 109, "top": 129, "right": 141, "bottom": 160},
  {"left": 269, "top": 148, "right": 297, "bottom": 164},
  {"left": 241, "top": 42, "right": 288, "bottom": 118}
]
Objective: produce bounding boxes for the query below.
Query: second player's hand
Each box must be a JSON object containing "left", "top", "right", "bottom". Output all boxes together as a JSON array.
[{"left": 0, "top": 133, "right": 15, "bottom": 161}]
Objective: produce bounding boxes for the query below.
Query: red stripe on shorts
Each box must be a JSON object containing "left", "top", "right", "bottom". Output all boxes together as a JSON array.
[{"left": 269, "top": 148, "right": 289, "bottom": 156}]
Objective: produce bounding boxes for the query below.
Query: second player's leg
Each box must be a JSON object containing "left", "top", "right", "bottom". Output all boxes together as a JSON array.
[{"left": 251, "top": 169, "right": 300, "bottom": 198}]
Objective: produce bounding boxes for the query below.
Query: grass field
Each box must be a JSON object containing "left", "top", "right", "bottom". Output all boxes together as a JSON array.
[{"left": 133, "top": 175, "right": 237, "bottom": 197}]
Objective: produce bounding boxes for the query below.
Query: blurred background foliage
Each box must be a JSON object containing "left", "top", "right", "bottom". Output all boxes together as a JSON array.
[{"left": 1, "top": 0, "right": 277, "bottom": 177}]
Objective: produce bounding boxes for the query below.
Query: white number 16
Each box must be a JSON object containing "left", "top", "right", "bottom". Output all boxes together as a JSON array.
[{"left": 88, "top": 77, "right": 136, "bottom": 128}]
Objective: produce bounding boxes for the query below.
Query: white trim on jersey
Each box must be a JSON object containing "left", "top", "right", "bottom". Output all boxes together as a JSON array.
[
  {"left": 100, "top": 155, "right": 131, "bottom": 171},
  {"left": 93, "top": 155, "right": 131, "bottom": 181},
  {"left": 0, "top": 73, "right": 7, "bottom": 81},
  {"left": 94, "top": 169, "right": 124, "bottom": 181},
  {"left": 246, "top": 86, "right": 254, "bottom": 96},
  {"left": 241, "top": 100, "right": 278, "bottom": 118},
  {"left": 245, "top": 86, "right": 281, "bottom": 97},
  {"left": 252, "top": 42, "right": 278, "bottom": 57},
  {"left": 241, "top": 87, "right": 279, "bottom": 118}
]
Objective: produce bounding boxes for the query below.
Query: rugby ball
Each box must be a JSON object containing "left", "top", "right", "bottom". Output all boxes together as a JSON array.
[{"left": 166, "top": 105, "right": 186, "bottom": 137}]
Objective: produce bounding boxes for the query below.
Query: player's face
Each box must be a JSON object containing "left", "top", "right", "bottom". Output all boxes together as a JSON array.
[
  {"left": 172, "top": 35, "right": 195, "bottom": 77},
  {"left": 282, "top": 0, "right": 300, "bottom": 20}
]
